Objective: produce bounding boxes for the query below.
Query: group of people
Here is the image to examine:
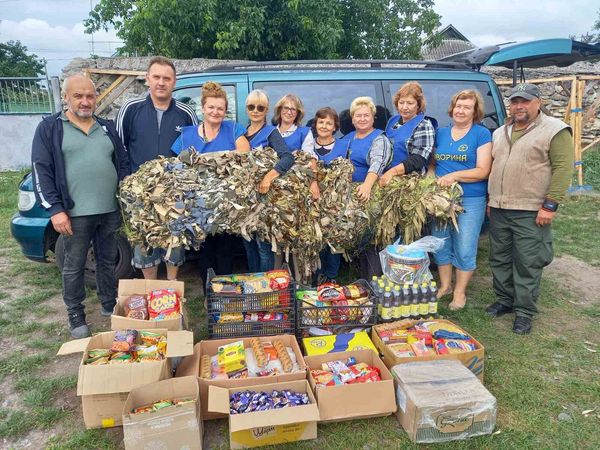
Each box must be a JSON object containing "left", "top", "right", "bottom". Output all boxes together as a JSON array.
[{"left": 31, "top": 56, "right": 573, "bottom": 339}]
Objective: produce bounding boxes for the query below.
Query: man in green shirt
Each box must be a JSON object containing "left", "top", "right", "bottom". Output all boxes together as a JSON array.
[
  {"left": 31, "top": 74, "right": 129, "bottom": 338},
  {"left": 486, "top": 83, "right": 574, "bottom": 334}
]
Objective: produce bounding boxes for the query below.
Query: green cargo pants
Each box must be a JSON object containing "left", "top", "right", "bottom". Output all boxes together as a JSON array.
[{"left": 488, "top": 208, "right": 554, "bottom": 318}]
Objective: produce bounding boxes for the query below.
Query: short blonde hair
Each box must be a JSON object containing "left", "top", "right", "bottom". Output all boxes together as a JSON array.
[
  {"left": 448, "top": 89, "right": 485, "bottom": 123},
  {"left": 350, "top": 96, "right": 376, "bottom": 117},
  {"left": 273, "top": 94, "right": 305, "bottom": 125},
  {"left": 392, "top": 82, "right": 426, "bottom": 114},
  {"left": 246, "top": 89, "right": 269, "bottom": 107}
]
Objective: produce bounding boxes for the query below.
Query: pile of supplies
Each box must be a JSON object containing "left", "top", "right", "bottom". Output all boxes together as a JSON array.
[
  {"left": 229, "top": 389, "right": 311, "bottom": 414},
  {"left": 84, "top": 330, "right": 167, "bottom": 365},
  {"left": 310, "top": 356, "right": 382, "bottom": 387},
  {"left": 122, "top": 288, "right": 182, "bottom": 321}
]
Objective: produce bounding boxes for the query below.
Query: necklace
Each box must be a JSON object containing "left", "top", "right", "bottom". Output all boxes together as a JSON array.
[{"left": 202, "top": 122, "right": 220, "bottom": 142}]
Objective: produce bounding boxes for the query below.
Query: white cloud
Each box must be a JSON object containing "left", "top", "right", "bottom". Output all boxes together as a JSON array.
[{"left": 0, "top": 17, "right": 120, "bottom": 75}]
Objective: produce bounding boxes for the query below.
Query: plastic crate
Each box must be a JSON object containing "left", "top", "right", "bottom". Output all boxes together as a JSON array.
[
  {"left": 205, "top": 266, "right": 295, "bottom": 339},
  {"left": 295, "top": 279, "right": 378, "bottom": 338}
]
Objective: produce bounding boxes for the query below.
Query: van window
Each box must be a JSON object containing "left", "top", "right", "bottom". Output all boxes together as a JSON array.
[
  {"left": 254, "top": 81, "right": 387, "bottom": 136},
  {"left": 385, "top": 81, "right": 500, "bottom": 131},
  {"left": 173, "top": 84, "right": 238, "bottom": 121}
]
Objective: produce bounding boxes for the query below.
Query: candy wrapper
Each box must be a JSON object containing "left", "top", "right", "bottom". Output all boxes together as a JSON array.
[
  {"left": 230, "top": 390, "right": 310, "bottom": 414},
  {"left": 140, "top": 330, "right": 162, "bottom": 346},
  {"left": 111, "top": 330, "right": 138, "bottom": 352}
]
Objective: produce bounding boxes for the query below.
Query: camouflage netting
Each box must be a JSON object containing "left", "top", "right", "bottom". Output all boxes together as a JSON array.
[{"left": 118, "top": 148, "right": 463, "bottom": 278}]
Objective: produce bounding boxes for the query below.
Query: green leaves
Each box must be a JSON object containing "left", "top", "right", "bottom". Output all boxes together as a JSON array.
[
  {"left": 0, "top": 41, "right": 45, "bottom": 77},
  {"left": 84, "top": 0, "right": 441, "bottom": 59}
]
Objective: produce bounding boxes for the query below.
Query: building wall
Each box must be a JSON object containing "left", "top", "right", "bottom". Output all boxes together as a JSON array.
[{"left": 0, "top": 114, "right": 44, "bottom": 170}]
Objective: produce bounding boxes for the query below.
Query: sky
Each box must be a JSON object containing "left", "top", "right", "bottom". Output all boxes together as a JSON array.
[{"left": 0, "top": 0, "right": 598, "bottom": 76}]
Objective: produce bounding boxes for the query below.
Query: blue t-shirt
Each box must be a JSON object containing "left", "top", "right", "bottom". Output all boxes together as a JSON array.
[
  {"left": 171, "top": 120, "right": 246, "bottom": 155},
  {"left": 434, "top": 124, "right": 492, "bottom": 197}
]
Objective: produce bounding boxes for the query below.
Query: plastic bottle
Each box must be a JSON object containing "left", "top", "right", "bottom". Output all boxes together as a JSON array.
[
  {"left": 392, "top": 286, "right": 402, "bottom": 320},
  {"left": 377, "top": 280, "right": 385, "bottom": 316},
  {"left": 429, "top": 281, "right": 439, "bottom": 318},
  {"left": 419, "top": 282, "right": 430, "bottom": 319},
  {"left": 410, "top": 283, "right": 421, "bottom": 319},
  {"left": 400, "top": 283, "right": 411, "bottom": 319},
  {"left": 381, "top": 287, "right": 393, "bottom": 322},
  {"left": 370, "top": 275, "right": 379, "bottom": 292}
]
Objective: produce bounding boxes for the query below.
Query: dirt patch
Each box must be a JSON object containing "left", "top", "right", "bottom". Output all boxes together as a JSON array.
[{"left": 545, "top": 255, "right": 600, "bottom": 305}]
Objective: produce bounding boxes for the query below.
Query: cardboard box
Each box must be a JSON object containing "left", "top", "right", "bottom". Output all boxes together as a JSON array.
[
  {"left": 57, "top": 329, "right": 194, "bottom": 428},
  {"left": 392, "top": 360, "right": 496, "bottom": 443},
  {"left": 304, "top": 349, "right": 396, "bottom": 422},
  {"left": 122, "top": 376, "right": 203, "bottom": 450},
  {"left": 208, "top": 380, "right": 320, "bottom": 449},
  {"left": 112, "top": 279, "right": 187, "bottom": 331},
  {"left": 302, "top": 331, "right": 378, "bottom": 356},
  {"left": 371, "top": 319, "right": 485, "bottom": 380},
  {"left": 175, "top": 335, "right": 306, "bottom": 420}
]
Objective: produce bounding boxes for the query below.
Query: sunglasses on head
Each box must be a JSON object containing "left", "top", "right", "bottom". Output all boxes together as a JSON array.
[{"left": 247, "top": 104, "right": 266, "bottom": 112}]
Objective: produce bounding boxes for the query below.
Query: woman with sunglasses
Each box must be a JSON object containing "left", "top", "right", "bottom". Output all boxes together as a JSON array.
[
  {"left": 243, "top": 89, "right": 295, "bottom": 272},
  {"left": 311, "top": 107, "right": 350, "bottom": 283},
  {"left": 170, "top": 81, "right": 250, "bottom": 291}
]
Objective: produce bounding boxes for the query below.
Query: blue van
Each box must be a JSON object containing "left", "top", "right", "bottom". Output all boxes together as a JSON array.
[{"left": 11, "top": 59, "right": 506, "bottom": 286}]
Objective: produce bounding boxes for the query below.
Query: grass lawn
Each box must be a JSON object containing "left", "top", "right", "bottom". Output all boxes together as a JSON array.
[{"left": 0, "top": 170, "right": 599, "bottom": 449}]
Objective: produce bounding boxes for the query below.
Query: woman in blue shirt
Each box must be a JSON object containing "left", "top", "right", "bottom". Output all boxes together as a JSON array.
[
  {"left": 171, "top": 81, "right": 250, "bottom": 290},
  {"left": 311, "top": 106, "right": 351, "bottom": 283},
  {"left": 430, "top": 90, "right": 492, "bottom": 310}
]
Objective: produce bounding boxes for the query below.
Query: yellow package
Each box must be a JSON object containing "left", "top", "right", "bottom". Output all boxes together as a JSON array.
[
  {"left": 303, "top": 331, "right": 378, "bottom": 356},
  {"left": 217, "top": 340, "right": 246, "bottom": 373}
]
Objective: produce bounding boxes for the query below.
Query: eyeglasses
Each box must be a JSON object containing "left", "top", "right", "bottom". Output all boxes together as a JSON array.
[
  {"left": 282, "top": 106, "right": 298, "bottom": 114},
  {"left": 247, "top": 104, "right": 266, "bottom": 112}
]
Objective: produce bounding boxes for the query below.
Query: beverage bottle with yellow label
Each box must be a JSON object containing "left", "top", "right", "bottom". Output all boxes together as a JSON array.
[
  {"left": 381, "top": 287, "right": 393, "bottom": 322},
  {"left": 410, "top": 283, "right": 420, "bottom": 319},
  {"left": 419, "top": 282, "right": 430, "bottom": 319},
  {"left": 401, "top": 283, "right": 411, "bottom": 319},
  {"left": 429, "top": 281, "right": 439, "bottom": 318},
  {"left": 392, "top": 286, "right": 402, "bottom": 320}
]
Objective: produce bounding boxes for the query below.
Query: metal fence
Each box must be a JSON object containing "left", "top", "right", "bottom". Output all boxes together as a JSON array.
[{"left": 0, "top": 77, "right": 55, "bottom": 114}]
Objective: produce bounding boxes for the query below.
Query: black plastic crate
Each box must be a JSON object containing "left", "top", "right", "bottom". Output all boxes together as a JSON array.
[
  {"left": 205, "top": 267, "right": 295, "bottom": 339},
  {"left": 295, "top": 279, "right": 378, "bottom": 338}
]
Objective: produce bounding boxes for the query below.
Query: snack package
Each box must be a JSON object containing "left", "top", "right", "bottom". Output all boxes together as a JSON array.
[
  {"left": 210, "top": 276, "right": 240, "bottom": 294},
  {"left": 341, "top": 283, "right": 369, "bottom": 300},
  {"left": 200, "top": 354, "right": 212, "bottom": 379},
  {"left": 388, "top": 342, "right": 416, "bottom": 358},
  {"left": 266, "top": 269, "right": 291, "bottom": 290},
  {"left": 140, "top": 330, "right": 162, "bottom": 346},
  {"left": 216, "top": 312, "right": 244, "bottom": 323},
  {"left": 217, "top": 340, "right": 246, "bottom": 374},
  {"left": 242, "top": 277, "right": 272, "bottom": 294},
  {"left": 318, "top": 283, "right": 346, "bottom": 302},
  {"left": 124, "top": 294, "right": 148, "bottom": 320},
  {"left": 250, "top": 338, "right": 267, "bottom": 368},
  {"left": 109, "top": 351, "right": 133, "bottom": 364},
  {"left": 135, "top": 345, "right": 161, "bottom": 362},
  {"left": 111, "top": 329, "right": 138, "bottom": 352},
  {"left": 273, "top": 339, "right": 293, "bottom": 373},
  {"left": 148, "top": 288, "right": 181, "bottom": 320}
]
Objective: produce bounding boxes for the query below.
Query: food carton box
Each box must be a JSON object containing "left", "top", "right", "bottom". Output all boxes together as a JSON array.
[
  {"left": 175, "top": 335, "right": 306, "bottom": 420},
  {"left": 208, "top": 380, "right": 319, "bottom": 449},
  {"left": 57, "top": 329, "right": 194, "bottom": 428},
  {"left": 392, "top": 360, "right": 496, "bottom": 443},
  {"left": 302, "top": 331, "right": 378, "bottom": 356},
  {"left": 371, "top": 319, "right": 485, "bottom": 380},
  {"left": 122, "top": 376, "right": 203, "bottom": 450},
  {"left": 304, "top": 349, "right": 396, "bottom": 422},
  {"left": 111, "top": 279, "right": 187, "bottom": 331}
]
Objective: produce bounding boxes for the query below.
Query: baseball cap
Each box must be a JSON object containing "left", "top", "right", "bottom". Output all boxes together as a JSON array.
[{"left": 507, "top": 83, "right": 540, "bottom": 101}]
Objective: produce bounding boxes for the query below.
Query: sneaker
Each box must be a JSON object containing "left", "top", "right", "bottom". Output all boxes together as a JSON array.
[
  {"left": 101, "top": 304, "right": 115, "bottom": 317},
  {"left": 485, "top": 302, "right": 513, "bottom": 318},
  {"left": 69, "top": 323, "right": 91, "bottom": 339},
  {"left": 513, "top": 316, "right": 532, "bottom": 335}
]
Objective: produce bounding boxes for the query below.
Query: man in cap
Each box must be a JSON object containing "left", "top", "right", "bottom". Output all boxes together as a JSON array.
[
  {"left": 485, "top": 83, "right": 574, "bottom": 334},
  {"left": 116, "top": 56, "right": 198, "bottom": 281},
  {"left": 31, "top": 74, "right": 130, "bottom": 338}
]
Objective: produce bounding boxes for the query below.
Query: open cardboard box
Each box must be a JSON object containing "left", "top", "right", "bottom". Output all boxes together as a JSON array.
[
  {"left": 371, "top": 319, "right": 485, "bottom": 381},
  {"left": 176, "top": 335, "right": 306, "bottom": 420},
  {"left": 57, "top": 328, "right": 194, "bottom": 429},
  {"left": 111, "top": 279, "right": 187, "bottom": 331},
  {"left": 122, "top": 376, "right": 203, "bottom": 450},
  {"left": 304, "top": 349, "right": 396, "bottom": 422},
  {"left": 208, "top": 379, "right": 319, "bottom": 449}
]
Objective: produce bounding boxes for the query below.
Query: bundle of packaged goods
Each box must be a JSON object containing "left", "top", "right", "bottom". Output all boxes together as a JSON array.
[
  {"left": 372, "top": 319, "right": 485, "bottom": 380},
  {"left": 208, "top": 380, "right": 320, "bottom": 448},
  {"left": 304, "top": 349, "right": 396, "bottom": 422},
  {"left": 200, "top": 337, "right": 301, "bottom": 380},
  {"left": 302, "top": 330, "right": 378, "bottom": 356},
  {"left": 392, "top": 360, "right": 496, "bottom": 443},
  {"left": 296, "top": 280, "right": 376, "bottom": 336},
  {"left": 207, "top": 269, "right": 294, "bottom": 338},
  {"left": 123, "top": 376, "right": 202, "bottom": 450},
  {"left": 370, "top": 275, "right": 438, "bottom": 323},
  {"left": 84, "top": 330, "right": 166, "bottom": 365},
  {"left": 112, "top": 280, "right": 186, "bottom": 331},
  {"left": 57, "top": 328, "right": 193, "bottom": 428}
]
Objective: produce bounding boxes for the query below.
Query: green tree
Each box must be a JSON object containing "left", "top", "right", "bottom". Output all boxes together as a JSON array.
[
  {"left": 571, "top": 9, "right": 600, "bottom": 44},
  {"left": 0, "top": 40, "right": 45, "bottom": 76},
  {"left": 84, "top": 0, "right": 440, "bottom": 60}
]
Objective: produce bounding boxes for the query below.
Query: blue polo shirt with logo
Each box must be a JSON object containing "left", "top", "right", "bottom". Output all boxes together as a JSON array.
[{"left": 434, "top": 124, "right": 491, "bottom": 197}]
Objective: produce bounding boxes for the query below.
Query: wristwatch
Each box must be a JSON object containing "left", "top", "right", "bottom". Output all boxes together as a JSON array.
[{"left": 542, "top": 197, "right": 559, "bottom": 212}]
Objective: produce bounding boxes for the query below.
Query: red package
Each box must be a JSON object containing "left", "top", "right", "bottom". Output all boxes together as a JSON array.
[
  {"left": 266, "top": 270, "right": 291, "bottom": 306},
  {"left": 318, "top": 283, "right": 346, "bottom": 302},
  {"left": 331, "top": 299, "right": 350, "bottom": 323},
  {"left": 148, "top": 289, "right": 181, "bottom": 320}
]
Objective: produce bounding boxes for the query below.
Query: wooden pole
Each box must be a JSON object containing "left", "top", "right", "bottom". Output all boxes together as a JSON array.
[
  {"left": 582, "top": 136, "right": 600, "bottom": 153},
  {"left": 96, "top": 75, "right": 126, "bottom": 104}
]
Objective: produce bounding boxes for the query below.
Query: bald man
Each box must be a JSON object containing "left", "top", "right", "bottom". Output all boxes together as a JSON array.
[{"left": 31, "top": 74, "right": 130, "bottom": 338}]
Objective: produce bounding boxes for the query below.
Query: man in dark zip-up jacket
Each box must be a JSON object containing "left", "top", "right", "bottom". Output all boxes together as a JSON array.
[
  {"left": 31, "top": 74, "right": 130, "bottom": 338},
  {"left": 116, "top": 56, "right": 198, "bottom": 281}
]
